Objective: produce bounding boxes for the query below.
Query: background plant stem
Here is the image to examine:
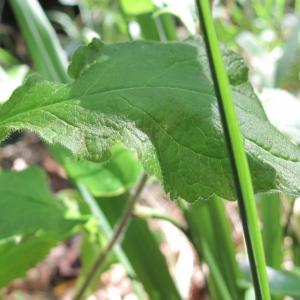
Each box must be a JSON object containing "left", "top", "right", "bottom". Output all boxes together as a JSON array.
[{"left": 74, "top": 173, "right": 148, "bottom": 300}]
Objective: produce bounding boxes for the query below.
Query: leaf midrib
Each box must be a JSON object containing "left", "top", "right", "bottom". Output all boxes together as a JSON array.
[
  {"left": 1, "top": 84, "right": 299, "bottom": 165},
  {"left": 0, "top": 85, "right": 212, "bottom": 124}
]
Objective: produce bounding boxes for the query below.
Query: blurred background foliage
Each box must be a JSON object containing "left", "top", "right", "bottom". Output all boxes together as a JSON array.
[{"left": 2, "top": 0, "right": 300, "bottom": 299}]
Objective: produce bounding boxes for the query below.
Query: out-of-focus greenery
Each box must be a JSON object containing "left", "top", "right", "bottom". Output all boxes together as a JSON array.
[{"left": 214, "top": 1, "right": 300, "bottom": 91}]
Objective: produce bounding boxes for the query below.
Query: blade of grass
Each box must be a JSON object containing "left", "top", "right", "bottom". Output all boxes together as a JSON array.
[
  {"left": 133, "top": 205, "right": 187, "bottom": 234},
  {"left": 296, "top": 0, "right": 300, "bottom": 12},
  {"left": 258, "top": 193, "right": 283, "bottom": 270},
  {"left": 98, "top": 195, "right": 182, "bottom": 300},
  {"left": 136, "top": 13, "right": 161, "bottom": 40},
  {"left": 195, "top": 1, "right": 270, "bottom": 299},
  {"left": 180, "top": 197, "right": 243, "bottom": 300},
  {"left": 154, "top": 13, "right": 177, "bottom": 41},
  {"left": 201, "top": 239, "right": 232, "bottom": 300},
  {"left": 9, "top": 0, "right": 69, "bottom": 83}
]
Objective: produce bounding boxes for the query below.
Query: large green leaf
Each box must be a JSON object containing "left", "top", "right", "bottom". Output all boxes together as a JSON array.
[
  {"left": 1, "top": 39, "right": 300, "bottom": 202},
  {"left": 0, "top": 167, "right": 83, "bottom": 240}
]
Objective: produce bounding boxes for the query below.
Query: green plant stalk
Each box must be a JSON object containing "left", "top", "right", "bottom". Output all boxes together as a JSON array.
[
  {"left": 195, "top": 1, "right": 270, "bottom": 299},
  {"left": 133, "top": 205, "right": 187, "bottom": 234},
  {"left": 296, "top": 0, "right": 300, "bottom": 12},
  {"left": 136, "top": 13, "right": 161, "bottom": 41},
  {"left": 201, "top": 240, "right": 232, "bottom": 300},
  {"left": 99, "top": 195, "right": 182, "bottom": 300},
  {"left": 258, "top": 193, "right": 283, "bottom": 300},
  {"left": 181, "top": 197, "right": 242, "bottom": 300},
  {"left": 74, "top": 173, "right": 148, "bottom": 300},
  {"left": 9, "top": 0, "right": 69, "bottom": 83},
  {"left": 258, "top": 193, "right": 283, "bottom": 269},
  {"left": 76, "top": 183, "right": 145, "bottom": 299},
  {"left": 154, "top": 13, "right": 177, "bottom": 41},
  {"left": 275, "top": 0, "right": 286, "bottom": 18}
]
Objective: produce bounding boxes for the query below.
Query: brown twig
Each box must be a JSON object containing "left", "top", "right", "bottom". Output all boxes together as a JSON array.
[{"left": 74, "top": 173, "right": 148, "bottom": 300}]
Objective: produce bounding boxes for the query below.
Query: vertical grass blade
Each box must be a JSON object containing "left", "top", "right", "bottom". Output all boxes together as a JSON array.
[
  {"left": 258, "top": 193, "right": 283, "bottom": 270},
  {"left": 154, "top": 13, "right": 177, "bottom": 41},
  {"left": 182, "top": 197, "right": 242, "bottom": 300},
  {"left": 9, "top": 0, "right": 69, "bottom": 83},
  {"left": 98, "top": 195, "right": 182, "bottom": 300},
  {"left": 195, "top": 1, "right": 270, "bottom": 299}
]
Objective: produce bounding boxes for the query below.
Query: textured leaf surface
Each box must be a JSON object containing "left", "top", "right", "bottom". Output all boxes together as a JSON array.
[
  {"left": 1, "top": 39, "right": 300, "bottom": 201},
  {"left": 0, "top": 167, "right": 83, "bottom": 240}
]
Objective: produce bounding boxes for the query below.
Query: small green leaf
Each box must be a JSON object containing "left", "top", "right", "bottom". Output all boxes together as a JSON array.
[
  {"left": 1, "top": 39, "right": 300, "bottom": 201},
  {"left": 0, "top": 233, "right": 57, "bottom": 287},
  {"left": 0, "top": 167, "right": 83, "bottom": 240},
  {"left": 0, "top": 167, "right": 85, "bottom": 287},
  {"left": 54, "top": 144, "right": 142, "bottom": 197}
]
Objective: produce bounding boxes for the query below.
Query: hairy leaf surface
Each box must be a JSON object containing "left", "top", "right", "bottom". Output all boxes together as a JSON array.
[{"left": 1, "top": 39, "right": 300, "bottom": 201}]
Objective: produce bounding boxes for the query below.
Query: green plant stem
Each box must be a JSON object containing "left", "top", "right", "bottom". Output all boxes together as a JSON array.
[
  {"left": 284, "top": 202, "right": 295, "bottom": 237},
  {"left": 74, "top": 173, "right": 148, "bottom": 300},
  {"left": 258, "top": 193, "right": 283, "bottom": 269},
  {"left": 9, "top": 0, "right": 69, "bottom": 83},
  {"left": 201, "top": 240, "right": 232, "bottom": 300},
  {"left": 179, "top": 197, "right": 242, "bottom": 300},
  {"left": 154, "top": 13, "right": 177, "bottom": 41},
  {"left": 195, "top": 1, "right": 270, "bottom": 299},
  {"left": 76, "top": 183, "right": 145, "bottom": 299},
  {"left": 297, "top": 0, "right": 300, "bottom": 12},
  {"left": 133, "top": 205, "right": 187, "bottom": 234}
]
